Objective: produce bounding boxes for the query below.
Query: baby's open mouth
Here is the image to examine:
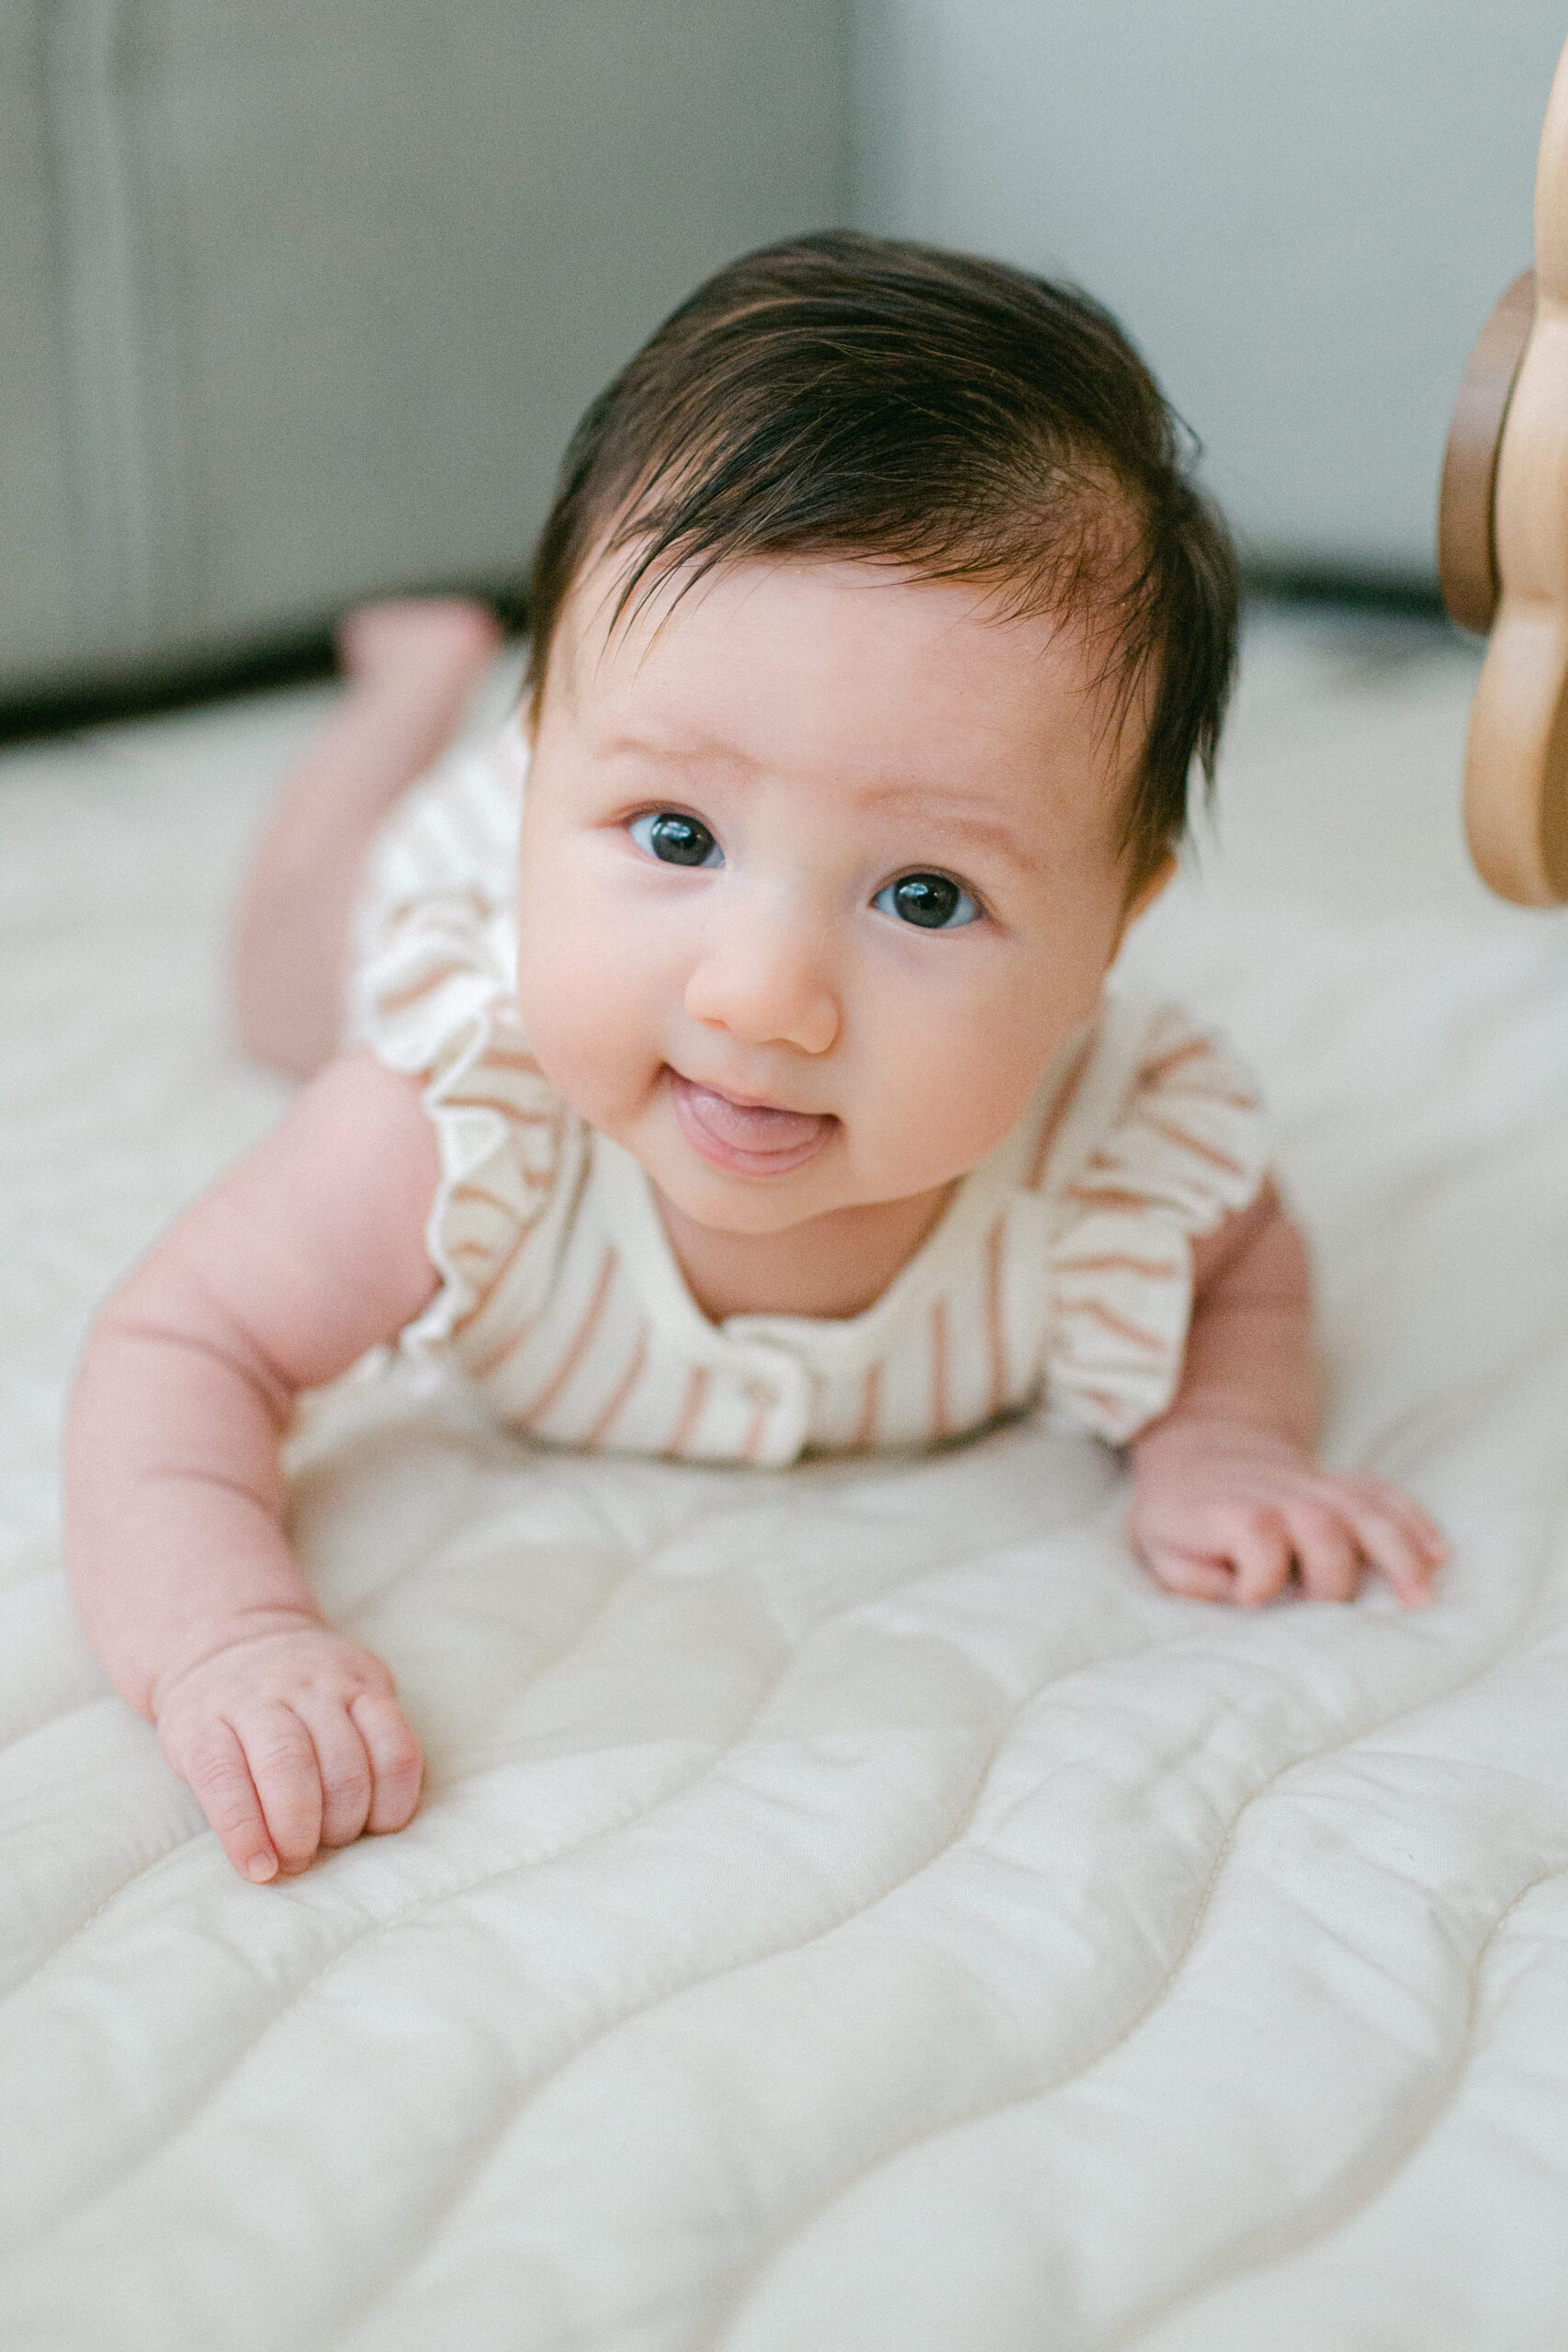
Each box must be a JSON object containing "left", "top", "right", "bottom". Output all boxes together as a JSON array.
[{"left": 668, "top": 1071, "right": 837, "bottom": 1176}]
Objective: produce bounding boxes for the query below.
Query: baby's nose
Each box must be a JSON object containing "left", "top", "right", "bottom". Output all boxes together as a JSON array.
[{"left": 683, "top": 905, "right": 839, "bottom": 1056}]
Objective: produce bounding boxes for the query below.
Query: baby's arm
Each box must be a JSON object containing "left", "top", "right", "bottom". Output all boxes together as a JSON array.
[
  {"left": 1127, "top": 1182, "right": 1447, "bottom": 1607},
  {"left": 66, "top": 1051, "right": 441, "bottom": 1879}
]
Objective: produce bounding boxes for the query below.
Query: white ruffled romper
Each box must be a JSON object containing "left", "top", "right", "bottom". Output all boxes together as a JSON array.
[{"left": 348, "top": 716, "right": 1269, "bottom": 1466}]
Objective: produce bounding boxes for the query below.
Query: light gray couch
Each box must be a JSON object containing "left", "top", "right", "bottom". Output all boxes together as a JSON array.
[{"left": 1, "top": 1, "right": 848, "bottom": 701}]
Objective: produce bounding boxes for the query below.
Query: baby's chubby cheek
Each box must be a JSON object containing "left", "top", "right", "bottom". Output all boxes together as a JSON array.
[
  {"left": 901, "top": 1011, "right": 1077, "bottom": 1175},
  {"left": 851, "top": 954, "right": 1097, "bottom": 1192},
  {"left": 512, "top": 896, "right": 665, "bottom": 1132}
]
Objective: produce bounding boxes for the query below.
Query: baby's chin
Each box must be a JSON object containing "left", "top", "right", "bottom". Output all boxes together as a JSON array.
[
  {"left": 615, "top": 1114, "right": 864, "bottom": 1239},
  {"left": 635, "top": 1144, "right": 850, "bottom": 1238},
  {"left": 636, "top": 1128, "right": 972, "bottom": 1248}
]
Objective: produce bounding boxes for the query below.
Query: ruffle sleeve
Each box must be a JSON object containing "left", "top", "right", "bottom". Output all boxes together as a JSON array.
[
  {"left": 1043, "top": 1001, "right": 1269, "bottom": 1444},
  {"left": 348, "top": 876, "right": 572, "bottom": 1374}
]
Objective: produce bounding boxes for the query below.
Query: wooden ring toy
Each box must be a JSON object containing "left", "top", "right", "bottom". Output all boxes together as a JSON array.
[
  {"left": 1438, "top": 271, "right": 1535, "bottom": 637},
  {"left": 1447, "top": 40, "right": 1568, "bottom": 904}
]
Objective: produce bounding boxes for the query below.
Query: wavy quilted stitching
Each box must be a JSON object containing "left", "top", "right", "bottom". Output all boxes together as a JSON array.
[
  {"left": 1093, "top": 1863, "right": 1568, "bottom": 2352},
  {"left": 0, "top": 1818, "right": 208, "bottom": 2006},
  {"left": 701, "top": 1482, "right": 1568, "bottom": 2350},
  {"left": 322, "top": 1740, "right": 1011, "bottom": 2348},
  {"left": 319, "top": 1561, "right": 1511, "bottom": 2342},
  {"left": 3, "top": 1747, "right": 762, "bottom": 2253}
]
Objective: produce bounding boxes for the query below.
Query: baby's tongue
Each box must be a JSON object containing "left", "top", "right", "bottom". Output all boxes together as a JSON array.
[{"left": 681, "top": 1083, "right": 827, "bottom": 1153}]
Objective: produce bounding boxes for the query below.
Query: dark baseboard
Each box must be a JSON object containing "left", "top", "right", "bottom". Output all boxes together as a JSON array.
[
  {"left": 0, "top": 577, "right": 531, "bottom": 749},
  {"left": 1241, "top": 562, "right": 1448, "bottom": 622}
]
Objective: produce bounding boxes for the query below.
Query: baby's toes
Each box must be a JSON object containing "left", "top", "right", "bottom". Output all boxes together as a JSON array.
[
  {"left": 337, "top": 598, "right": 502, "bottom": 684},
  {"left": 1285, "top": 1500, "right": 1364, "bottom": 1603}
]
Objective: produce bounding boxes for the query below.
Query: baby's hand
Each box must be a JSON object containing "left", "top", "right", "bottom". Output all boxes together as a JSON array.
[
  {"left": 1128, "top": 1419, "right": 1447, "bottom": 1609},
  {"left": 153, "top": 1621, "right": 423, "bottom": 1882}
]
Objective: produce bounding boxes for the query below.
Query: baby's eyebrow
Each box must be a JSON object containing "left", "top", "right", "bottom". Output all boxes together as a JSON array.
[
  {"left": 599, "top": 730, "right": 737, "bottom": 767},
  {"left": 853, "top": 785, "right": 1035, "bottom": 876}
]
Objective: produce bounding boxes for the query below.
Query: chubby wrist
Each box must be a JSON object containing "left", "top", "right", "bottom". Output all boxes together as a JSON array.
[
  {"left": 144, "top": 1603, "right": 328, "bottom": 1723},
  {"left": 1131, "top": 1407, "right": 1310, "bottom": 1475}
]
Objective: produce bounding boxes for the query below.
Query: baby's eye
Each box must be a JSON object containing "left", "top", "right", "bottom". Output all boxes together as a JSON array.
[
  {"left": 627, "top": 810, "right": 724, "bottom": 868},
  {"left": 873, "top": 872, "right": 980, "bottom": 930}
]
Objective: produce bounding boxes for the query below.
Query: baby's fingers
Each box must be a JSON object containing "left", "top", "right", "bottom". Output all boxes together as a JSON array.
[
  {"left": 235, "top": 1702, "right": 324, "bottom": 1871},
  {"left": 353, "top": 1693, "right": 424, "bottom": 1833},
  {"left": 1282, "top": 1500, "right": 1364, "bottom": 1605},
  {"left": 1225, "top": 1509, "right": 1295, "bottom": 1608},
  {"left": 174, "top": 1718, "right": 278, "bottom": 1883},
  {"left": 1353, "top": 1478, "right": 1449, "bottom": 1566},
  {"left": 1342, "top": 1487, "right": 1445, "bottom": 1608},
  {"left": 1139, "top": 1545, "right": 1240, "bottom": 1604},
  {"left": 300, "top": 1701, "right": 375, "bottom": 1849}
]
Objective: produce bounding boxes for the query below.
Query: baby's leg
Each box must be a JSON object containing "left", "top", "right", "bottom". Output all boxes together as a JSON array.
[{"left": 232, "top": 599, "right": 503, "bottom": 1078}]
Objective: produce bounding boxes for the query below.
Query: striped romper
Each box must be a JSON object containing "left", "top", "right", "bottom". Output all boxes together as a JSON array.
[{"left": 347, "top": 716, "right": 1269, "bottom": 1467}]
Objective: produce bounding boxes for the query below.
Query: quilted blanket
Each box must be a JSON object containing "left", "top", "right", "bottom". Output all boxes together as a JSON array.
[{"left": 3, "top": 613, "right": 1566, "bottom": 2350}]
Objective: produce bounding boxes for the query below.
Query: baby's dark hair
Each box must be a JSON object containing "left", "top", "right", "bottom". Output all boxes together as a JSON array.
[{"left": 525, "top": 231, "right": 1238, "bottom": 889}]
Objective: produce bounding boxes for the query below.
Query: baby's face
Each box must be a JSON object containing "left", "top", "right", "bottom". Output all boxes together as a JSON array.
[{"left": 516, "top": 555, "right": 1157, "bottom": 1241}]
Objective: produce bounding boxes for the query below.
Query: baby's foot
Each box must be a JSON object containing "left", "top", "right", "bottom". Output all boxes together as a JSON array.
[
  {"left": 337, "top": 598, "right": 503, "bottom": 698},
  {"left": 234, "top": 597, "right": 506, "bottom": 1080}
]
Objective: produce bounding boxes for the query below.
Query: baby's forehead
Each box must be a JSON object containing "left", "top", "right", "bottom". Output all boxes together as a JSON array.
[
  {"left": 538, "top": 553, "right": 1142, "bottom": 860},
  {"left": 551, "top": 542, "right": 1129, "bottom": 698}
]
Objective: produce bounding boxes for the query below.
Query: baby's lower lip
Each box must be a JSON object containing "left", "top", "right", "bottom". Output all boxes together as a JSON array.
[{"left": 668, "top": 1071, "right": 837, "bottom": 1175}]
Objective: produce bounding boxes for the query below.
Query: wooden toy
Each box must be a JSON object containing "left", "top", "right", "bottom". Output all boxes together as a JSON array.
[{"left": 1441, "top": 38, "right": 1568, "bottom": 904}]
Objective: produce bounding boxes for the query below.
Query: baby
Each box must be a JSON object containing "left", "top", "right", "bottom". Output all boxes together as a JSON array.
[{"left": 66, "top": 233, "right": 1446, "bottom": 1883}]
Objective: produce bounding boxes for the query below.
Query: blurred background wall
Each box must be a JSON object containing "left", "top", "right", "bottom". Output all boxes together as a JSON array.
[
  {"left": 2, "top": 2, "right": 1562, "bottom": 714},
  {"left": 1, "top": 0, "right": 849, "bottom": 706},
  {"left": 853, "top": 0, "right": 1565, "bottom": 589}
]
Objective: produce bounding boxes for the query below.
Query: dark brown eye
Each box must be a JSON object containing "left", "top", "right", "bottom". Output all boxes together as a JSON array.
[
  {"left": 874, "top": 872, "right": 978, "bottom": 929},
  {"left": 629, "top": 811, "right": 722, "bottom": 867}
]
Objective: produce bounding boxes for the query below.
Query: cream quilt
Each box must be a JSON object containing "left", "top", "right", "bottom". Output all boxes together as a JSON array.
[{"left": 3, "top": 615, "right": 1566, "bottom": 2350}]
